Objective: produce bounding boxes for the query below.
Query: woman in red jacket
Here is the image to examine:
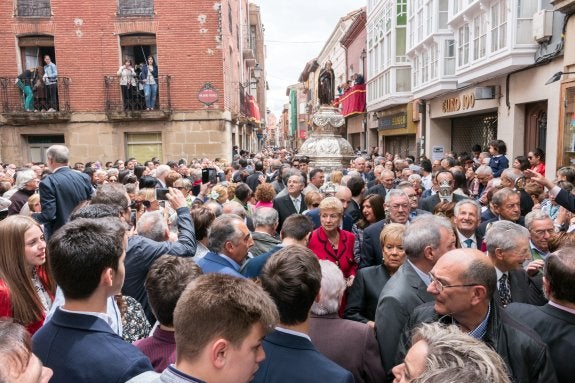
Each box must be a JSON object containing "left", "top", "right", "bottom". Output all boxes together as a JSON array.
[
  {"left": 0, "top": 215, "right": 55, "bottom": 334},
  {"left": 308, "top": 197, "right": 357, "bottom": 315}
]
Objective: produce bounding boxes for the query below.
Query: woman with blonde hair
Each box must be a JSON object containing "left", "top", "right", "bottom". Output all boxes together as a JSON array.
[
  {"left": 209, "top": 184, "right": 229, "bottom": 205},
  {"left": 0, "top": 215, "right": 55, "bottom": 334}
]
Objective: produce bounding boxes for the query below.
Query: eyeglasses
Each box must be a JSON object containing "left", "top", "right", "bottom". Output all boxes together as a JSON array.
[
  {"left": 429, "top": 273, "right": 481, "bottom": 292},
  {"left": 531, "top": 228, "right": 554, "bottom": 236}
]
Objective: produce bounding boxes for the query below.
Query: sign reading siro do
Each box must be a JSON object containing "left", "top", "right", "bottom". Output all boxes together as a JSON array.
[{"left": 442, "top": 93, "right": 475, "bottom": 113}]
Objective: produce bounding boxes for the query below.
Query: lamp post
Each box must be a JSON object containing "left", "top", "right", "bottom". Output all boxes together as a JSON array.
[{"left": 545, "top": 71, "right": 575, "bottom": 85}]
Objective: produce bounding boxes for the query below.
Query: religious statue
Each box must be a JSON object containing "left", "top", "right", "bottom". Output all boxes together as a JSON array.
[{"left": 318, "top": 61, "right": 335, "bottom": 105}]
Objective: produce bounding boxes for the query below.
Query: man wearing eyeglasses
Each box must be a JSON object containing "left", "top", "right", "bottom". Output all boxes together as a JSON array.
[{"left": 398, "top": 248, "right": 557, "bottom": 383}]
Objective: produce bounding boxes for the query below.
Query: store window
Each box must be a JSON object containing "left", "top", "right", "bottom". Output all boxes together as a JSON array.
[
  {"left": 125, "top": 132, "right": 162, "bottom": 163},
  {"left": 16, "top": 0, "right": 51, "bottom": 17}
]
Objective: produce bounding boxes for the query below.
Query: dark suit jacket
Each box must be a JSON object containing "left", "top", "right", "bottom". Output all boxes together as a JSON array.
[
  {"left": 481, "top": 207, "right": 498, "bottom": 223},
  {"left": 553, "top": 187, "right": 575, "bottom": 213},
  {"left": 306, "top": 208, "right": 354, "bottom": 232},
  {"left": 344, "top": 264, "right": 391, "bottom": 323},
  {"left": 400, "top": 300, "right": 557, "bottom": 383},
  {"left": 309, "top": 314, "right": 385, "bottom": 383},
  {"left": 367, "top": 184, "right": 387, "bottom": 199},
  {"left": 375, "top": 261, "right": 433, "bottom": 374},
  {"left": 506, "top": 303, "right": 575, "bottom": 383},
  {"left": 359, "top": 219, "right": 385, "bottom": 268},
  {"left": 478, "top": 216, "right": 526, "bottom": 238},
  {"left": 251, "top": 329, "right": 354, "bottom": 383},
  {"left": 32, "top": 166, "right": 93, "bottom": 238},
  {"left": 273, "top": 193, "right": 307, "bottom": 232},
  {"left": 240, "top": 245, "right": 282, "bottom": 278},
  {"left": 508, "top": 269, "right": 547, "bottom": 306},
  {"left": 345, "top": 199, "right": 363, "bottom": 223},
  {"left": 32, "top": 307, "right": 153, "bottom": 383},
  {"left": 418, "top": 193, "right": 469, "bottom": 213},
  {"left": 456, "top": 228, "right": 484, "bottom": 250},
  {"left": 196, "top": 251, "right": 245, "bottom": 278}
]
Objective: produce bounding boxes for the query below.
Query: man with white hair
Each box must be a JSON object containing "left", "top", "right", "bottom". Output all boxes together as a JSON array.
[
  {"left": 454, "top": 199, "right": 483, "bottom": 249},
  {"left": 32, "top": 145, "right": 93, "bottom": 238},
  {"left": 154, "top": 164, "right": 170, "bottom": 188},
  {"left": 524, "top": 210, "right": 554, "bottom": 266},
  {"left": 7, "top": 168, "right": 38, "bottom": 215},
  {"left": 250, "top": 207, "right": 281, "bottom": 256},
  {"left": 309, "top": 260, "right": 385, "bottom": 383}
]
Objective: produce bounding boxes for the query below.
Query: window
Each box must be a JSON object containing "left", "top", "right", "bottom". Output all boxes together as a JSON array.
[
  {"left": 438, "top": 0, "right": 449, "bottom": 29},
  {"left": 384, "top": 71, "right": 391, "bottom": 95},
  {"left": 18, "top": 36, "right": 55, "bottom": 70},
  {"left": 516, "top": 0, "right": 537, "bottom": 44},
  {"left": 396, "top": 68, "right": 411, "bottom": 92},
  {"left": 413, "top": 55, "right": 420, "bottom": 88},
  {"left": 491, "top": 1, "right": 507, "bottom": 52},
  {"left": 118, "top": 0, "right": 153, "bottom": 16},
  {"left": 126, "top": 133, "right": 162, "bottom": 163},
  {"left": 444, "top": 39, "right": 456, "bottom": 75},
  {"left": 430, "top": 43, "right": 438, "bottom": 80},
  {"left": 417, "top": 8, "right": 424, "bottom": 42},
  {"left": 422, "top": 50, "right": 429, "bottom": 84},
  {"left": 397, "top": 0, "right": 407, "bottom": 26},
  {"left": 396, "top": 28, "right": 407, "bottom": 62},
  {"left": 458, "top": 24, "right": 470, "bottom": 67},
  {"left": 473, "top": 13, "right": 486, "bottom": 60},
  {"left": 119, "top": 34, "right": 157, "bottom": 68},
  {"left": 16, "top": 0, "right": 51, "bottom": 17},
  {"left": 228, "top": 3, "right": 233, "bottom": 34},
  {"left": 28, "top": 135, "right": 65, "bottom": 163},
  {"left": 426, "top": 1, "right": 433, "bottom": 37}
]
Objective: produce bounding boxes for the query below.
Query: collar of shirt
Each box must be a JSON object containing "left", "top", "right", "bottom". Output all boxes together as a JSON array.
[
  {"left": 494, "top": 267, "right": 506, "bottom": 284},
  {"left": 529, "top": 241, "right": 549, "bottom": 259},
  {"left": 164, "top": 365, "right": 207, "bottom": 383},
  {"left": 466, "top": 303, "right": 491, "bottom": 340},
  {"left": 59, "top": 307, "right": 115, "bottom": 329},
  {"left": 548, "top": 300, "right": 575, "bottom": 315},
  {"left": 217, "top": 252, "right": 241, "bottom": 271},
  {"left": 275, "top": 326, "right": 311, "bottom": 341},
  {"left": 408, "top": 259, "right": 431, "bottom": 286},
  {"left": 456, "top": 230, "right": 476, "bottom": 246}
]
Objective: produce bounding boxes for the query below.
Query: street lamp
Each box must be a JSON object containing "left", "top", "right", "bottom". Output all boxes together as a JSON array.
[
  {"left": 243, "top": 64, "right": 262, "bottom": 87},
  {"left": 545, "top": 71, "right": 575, "bottom": 85}
]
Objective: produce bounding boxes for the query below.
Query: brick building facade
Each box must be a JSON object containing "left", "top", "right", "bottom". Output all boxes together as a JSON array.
[{"left": 0, "top": 0, "right": 265, "bottom": 165}]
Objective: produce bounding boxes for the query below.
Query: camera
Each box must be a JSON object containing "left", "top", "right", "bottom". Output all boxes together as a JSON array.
[{"left": 155, "top": 188, "right": 170, "bottom": 201}]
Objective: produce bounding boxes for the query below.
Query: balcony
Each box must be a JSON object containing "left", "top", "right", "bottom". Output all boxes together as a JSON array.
[
  {"left": 0, "top": 76, "right": 71, "bottom": 125},
  {"left": 104, "top": 75, "right": 171, "bottom": 121}
]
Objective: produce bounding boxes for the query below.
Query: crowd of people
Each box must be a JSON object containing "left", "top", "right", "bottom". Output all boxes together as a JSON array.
[{"left": 0, "top": 140, "right": 574, "bottom": 383}]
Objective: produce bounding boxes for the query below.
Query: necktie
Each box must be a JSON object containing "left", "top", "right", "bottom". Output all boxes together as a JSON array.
[
  {"left": 293, "top": 198, "right": 300, "bottom": 212},
  {"left": 464, "top": 239, "right": 473, "bottom": 248},
  {"left": 498, "top": 273, "right": 512, "bottom": 307}
]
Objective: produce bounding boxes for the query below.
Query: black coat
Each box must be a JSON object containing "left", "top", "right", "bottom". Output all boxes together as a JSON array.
[{"left": 344, "top": 265, "right": 391, "bottom": 323}]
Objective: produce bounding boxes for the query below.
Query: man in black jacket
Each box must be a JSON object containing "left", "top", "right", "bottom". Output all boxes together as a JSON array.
[{"left": 397, "top": 249, "right": 557, "bottom": 383}]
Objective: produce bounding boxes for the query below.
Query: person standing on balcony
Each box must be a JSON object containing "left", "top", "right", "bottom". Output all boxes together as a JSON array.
[
  {"left": 140, "top": 56, "right": 158, "bottom": 111},
  {"left": 42, "top": 55, "right": 58, "bottom": 112},
  {"left": 118, "top": 59, "right": 137, "bottom": 111},
  {"left": 16, "top": 68, "right": 36, "bottom": 112}
]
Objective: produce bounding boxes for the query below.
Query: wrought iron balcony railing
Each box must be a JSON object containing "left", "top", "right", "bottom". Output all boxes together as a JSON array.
[
  {"left": 104, "top": 75, "right": 171, "bottom": 117},
  {"left": 0, "top": 76, "right": 70, "bottom": 113}
]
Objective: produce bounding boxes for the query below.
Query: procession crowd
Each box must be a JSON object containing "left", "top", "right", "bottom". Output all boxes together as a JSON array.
[{"left": 0, "top": 141, "right": 574, "bottom": 383}]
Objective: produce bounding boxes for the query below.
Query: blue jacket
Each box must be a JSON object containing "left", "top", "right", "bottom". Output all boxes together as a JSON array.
[
  {"left": 32, "top": 307, "right": 153, "bottom": 383},
  {"left": 196, "top": 251, "right": 245, "bottom": 278},
  {"left": 140, "top": 64, "right": 158, "bottom": 81}
]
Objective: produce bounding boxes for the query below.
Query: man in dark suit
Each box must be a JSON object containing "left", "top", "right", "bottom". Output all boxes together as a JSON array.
[
  {"left": 345, "top": 175, "right": 365, "bottom": 223},
  {"left": 245, "top": 160, "right": 264, "bottom": 192},
  {"left": 418, "top": 170, "right": 468, "bottom": 213},
  {"left": 359, "top": 189, "right": 410, "bottom": 268},
  {"left": 506, "top": 247, "right": 575, "bottom": 383},
  {"left": 367, "top": 170, "right": 395, "bottom": 199},
  {"left": 273, "top": 173, "right": 307, "bottom": 232},
  {"left": 309, "top": 260, "right": 385, "bottom": 383},
  {"left": 32, "top": 218, "right": 153, "bottom": 383},
  {"left": 252, "top": 246, "right": 354, "bottom": 383},
  {"left": 485, "top": 220, "right": 546, "bottom": 307},
  {"left": 32, "top": 144, "right": 93, "bottom": 238},
  {"left": 196, "top": 214, "right": 253, "bottom": 278},
  {"left": 454, "top": 199, "right": 483, "bottom": 249},
  {"left": 396, "top": 182, "right": 431, "bottom": 221},
  {"left": 398, "top": 249, "right": 557, "bottom": 383},
  {"left": 375, "top": 215, "right": 456, "bottom": 374},
  {"left": 477, "top": 188, "right": 525, "bottom": 238}
]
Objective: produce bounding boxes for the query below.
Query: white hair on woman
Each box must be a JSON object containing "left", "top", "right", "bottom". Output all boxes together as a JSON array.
[{"left": 310, "top": 260, "right": 346, "bottom": 315}]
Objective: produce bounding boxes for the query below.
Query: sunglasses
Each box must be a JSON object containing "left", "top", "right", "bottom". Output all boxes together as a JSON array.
[{"left": 311, "top": 203, "right": 320, "bottom": 208}]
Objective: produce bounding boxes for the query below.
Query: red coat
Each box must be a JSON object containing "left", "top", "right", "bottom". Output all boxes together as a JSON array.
[
  {"left": 0, "top": 267, "right": 53, "bottom": 335},
  {"left": 308, "top": 227, "right": 357, "bottom": 279}
]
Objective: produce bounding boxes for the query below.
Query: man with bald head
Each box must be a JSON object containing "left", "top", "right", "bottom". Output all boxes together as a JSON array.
[{"left": 399, "top": 249, "right": 557, "bottom": 383}]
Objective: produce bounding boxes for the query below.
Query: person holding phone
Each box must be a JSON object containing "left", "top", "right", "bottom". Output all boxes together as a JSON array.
[
  {"left": 140, "top": 56, "right": 158, "bottom": 111},
  {"left": 117, "top": 59, "right": 137, "bottom": 111}
]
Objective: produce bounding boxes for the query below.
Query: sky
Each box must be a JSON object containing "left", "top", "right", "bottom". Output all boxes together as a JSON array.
[{"left": 255, "top": 0, "right": 366, "bottom": 119}]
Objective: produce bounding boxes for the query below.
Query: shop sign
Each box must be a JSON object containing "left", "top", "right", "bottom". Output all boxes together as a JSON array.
[
  {"left": 442, "top": 93, "right": 475, "bottom": 113},
  {"left": 198, "top": 83, "right": 219, "bottom": 106},
  {"left": 378, "top": 112, "right": 407, "bottom": 130}
]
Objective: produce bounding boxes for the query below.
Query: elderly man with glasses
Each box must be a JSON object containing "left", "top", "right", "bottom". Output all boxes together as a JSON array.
[{"left": 397, "top": 248, "right": 557, "bottom": 383}]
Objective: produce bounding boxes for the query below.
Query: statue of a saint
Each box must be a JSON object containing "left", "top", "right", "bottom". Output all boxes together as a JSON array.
[{"left": 318, "top": 61, "right": 335, "bottom": 105}]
